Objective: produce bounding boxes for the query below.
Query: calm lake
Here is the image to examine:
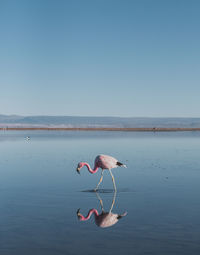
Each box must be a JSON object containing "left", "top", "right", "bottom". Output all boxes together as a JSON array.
[{"left": 0, "top": 131, "right": 200, "bottom": 255}]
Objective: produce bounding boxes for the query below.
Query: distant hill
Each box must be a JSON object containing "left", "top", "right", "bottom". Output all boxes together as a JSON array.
[{"left": 0, "top": 114, "right": 200, "bottom": 128}]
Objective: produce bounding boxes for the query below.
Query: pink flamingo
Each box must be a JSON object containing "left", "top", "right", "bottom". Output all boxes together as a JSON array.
[
  {"left": 77, "top": 191, "right": 127, "bottom": 228},
  {"left": 77, "top": 208, "right": 127, "bottom": 228},
  {"left": 76, "top": 154, "right": 127, "bottom": 191}
]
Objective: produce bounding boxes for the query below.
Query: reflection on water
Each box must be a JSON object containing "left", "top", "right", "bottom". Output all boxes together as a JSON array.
[
  {"left": 77, "top": 191, "right": 127, "bottom": 228},
  {"left": 1, "top": 131, "right": 200, "bottom": 255}
]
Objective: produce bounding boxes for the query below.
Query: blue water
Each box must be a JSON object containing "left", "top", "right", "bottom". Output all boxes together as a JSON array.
[{"left": 0, "top": 131, "right": 200, "bottom": 255}]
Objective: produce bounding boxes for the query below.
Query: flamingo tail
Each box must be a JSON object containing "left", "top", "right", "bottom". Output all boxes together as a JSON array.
[{"left": 117, "top": 162, "right": 127, "bottom": 168}]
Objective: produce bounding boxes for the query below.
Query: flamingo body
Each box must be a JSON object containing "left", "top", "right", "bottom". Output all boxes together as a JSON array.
[
  {"left": 95, "top": 154, "right": 121, "bottom": 170},
  {"left": 95, "top": 211, "right": 126, "bottom": 228}
]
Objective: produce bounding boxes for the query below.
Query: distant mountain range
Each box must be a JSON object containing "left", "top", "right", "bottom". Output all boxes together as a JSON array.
[{"left": 0, "top": 114, "right": 200, "bottom": 128}]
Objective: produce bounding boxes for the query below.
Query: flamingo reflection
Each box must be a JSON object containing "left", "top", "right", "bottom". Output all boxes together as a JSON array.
[{"left": 77, "top": 191, "right": 127, "bottom": 228}]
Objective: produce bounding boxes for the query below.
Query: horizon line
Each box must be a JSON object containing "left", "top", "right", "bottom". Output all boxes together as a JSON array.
[{"left": 1, "top": 114, "right": 200, "bottom": 119}]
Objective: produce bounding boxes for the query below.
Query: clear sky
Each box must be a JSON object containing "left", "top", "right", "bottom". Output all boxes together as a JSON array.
[{"left": 0, "top": 0, "right": 200, "bottom": 117}]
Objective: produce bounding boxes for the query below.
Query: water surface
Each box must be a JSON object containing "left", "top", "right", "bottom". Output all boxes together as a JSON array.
[{"left": 0, "top": 131, "right": 200, "bottom": 255}]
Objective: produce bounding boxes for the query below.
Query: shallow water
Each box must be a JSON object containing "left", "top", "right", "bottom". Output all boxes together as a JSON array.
[{"left": 0, "top": 131, "right": 200, "bottom": 255}]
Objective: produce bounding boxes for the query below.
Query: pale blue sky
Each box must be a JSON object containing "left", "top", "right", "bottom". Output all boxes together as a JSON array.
[{"left": 0, "top": 0, "right": 200, "bottom": 117}]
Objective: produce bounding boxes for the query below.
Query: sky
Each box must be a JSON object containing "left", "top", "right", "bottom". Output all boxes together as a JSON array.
[{"left": 0, "top": 0, "right": 200, "bottom": 117}]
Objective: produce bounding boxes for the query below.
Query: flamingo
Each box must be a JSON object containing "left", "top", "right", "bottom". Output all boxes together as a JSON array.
[
  {"left": 77, "top": 191, "right": 127, "bottom": 228},
  {"left": 76, "top": 154, "right": 127, "bottom": 191}
]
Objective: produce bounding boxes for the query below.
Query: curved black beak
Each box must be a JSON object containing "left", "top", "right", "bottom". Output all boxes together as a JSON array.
[
  {"left": 76, "top": 167, "right": 80, "bottom": 174},
  {"left": 77, "top": 208, "right": 81, "bottom": 219}
]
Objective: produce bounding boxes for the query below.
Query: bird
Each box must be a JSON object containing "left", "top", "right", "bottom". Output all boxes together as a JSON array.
[
  {"left": 77, "top": 208, "right": 127, "bottom": 228},
  {"left": 76, "top": 154, "right": 127, "bottom": 191},
  {"left": 77, "top": 191, "right": 127, "bottom": 228}
]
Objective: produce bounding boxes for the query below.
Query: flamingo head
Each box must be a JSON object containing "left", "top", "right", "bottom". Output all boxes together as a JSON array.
[
  {"left": 76, "top": 162, "right": 84, "bottom": 174},
  {"left": 76, "top": 208, "right": 82, "bottom": 219}
]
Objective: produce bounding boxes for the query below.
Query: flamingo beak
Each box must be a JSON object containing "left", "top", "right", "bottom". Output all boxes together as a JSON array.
[
  {"left": 77, "top": 208, "right": 82, "bottom": 220},
  {"left": 77, "top": 208, "right": 81, "bottom": 216},
  {"left": 76, "top": 167, "right": 80, "bottom": 174}
]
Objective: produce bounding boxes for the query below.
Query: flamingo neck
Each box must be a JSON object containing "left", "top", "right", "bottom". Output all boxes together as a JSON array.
[
  {"left": 79, "top": 209, "right": 99, "bottom": 221},
  {"left": 83, "top": 162, "right": 99, "bottom": 174}
]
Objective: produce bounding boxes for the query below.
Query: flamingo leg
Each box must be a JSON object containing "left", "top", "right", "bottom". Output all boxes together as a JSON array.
[
  {"left": 108, "top": 169, "right": 117, "bottom": 192},
  {"left": 109, "top": 190, "right": 117, "bottom": 213},
  {"left": 95, "top": 192, "right": 104, "bottom": 212},
  {"left": 94, "top": 170, "right": 104, "bottom": 191}
]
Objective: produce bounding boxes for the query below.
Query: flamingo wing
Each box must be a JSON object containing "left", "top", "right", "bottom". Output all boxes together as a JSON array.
[{"left": 95, "top": 155, "right": 118, "bottom": 169}]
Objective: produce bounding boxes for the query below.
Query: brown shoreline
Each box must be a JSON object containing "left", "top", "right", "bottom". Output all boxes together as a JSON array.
[{"left": 1, "top": 127, "right": 200, "bottom": 132}]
